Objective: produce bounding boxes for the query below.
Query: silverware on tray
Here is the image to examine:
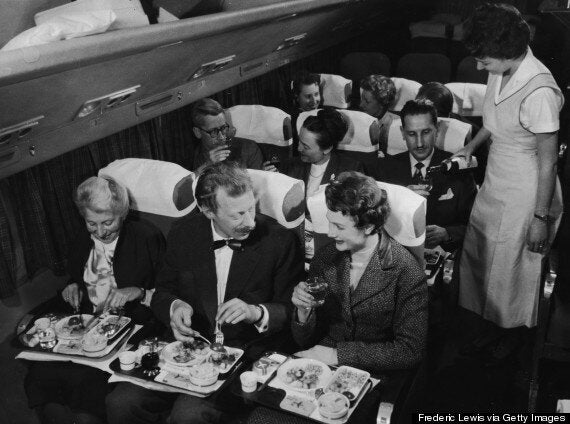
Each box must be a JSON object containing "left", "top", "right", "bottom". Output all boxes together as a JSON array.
[{"left": 257, "top": 355, "right": 291, "bottom": 392}]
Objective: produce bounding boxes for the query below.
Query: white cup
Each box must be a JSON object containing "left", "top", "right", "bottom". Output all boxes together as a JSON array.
[
  {"left": 240, "top": 371, "right": 258, "bottom": 393},
  {"left": 119, "top": 351, "right": 137, "bottom": 371}
]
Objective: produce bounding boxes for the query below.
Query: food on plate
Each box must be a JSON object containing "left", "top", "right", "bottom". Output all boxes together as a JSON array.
[
  {"left": 173, "top": 343, "right": 196, "bottom": 364},
  {"left": 188, "top": 362, "right": 219, "bottom": 386},
  {"left": 318, "top": 392, "right": 350, "bottom": 419},
  {"left": 209, "top": 350, "right": 238, "bottom": 371},
  {"left": 326, "top": 366, "right": 369, "bottom": 398},
  {"left": 95, "top": 316, "right": 130, "bottom": 338},
  {"left": 279, "top": 394, "right": 316, "bottom": 416},
  {"left": 55, "top": 315, "right": 89, "bottom": 339},
  {"left": 424, "top": 250, "right": 441, "bottom": 266},
  {"left": 183, "top": 339, "right": 210, "bottom": 355},
  {"left": 82, "top": 332, "right": 108, "bottom": 353},
  {"left": 284, "top": 363, "right": 324, "bottom": 390}
]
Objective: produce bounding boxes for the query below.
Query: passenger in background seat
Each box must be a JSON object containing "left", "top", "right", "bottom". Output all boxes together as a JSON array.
[
  {"left": 290, "top": 72, "right": 322, "bottom": 154},
  {"left": 106, "top": 161, "right": 303, "bottom": 424},
  {"left": 359, "top": 75, "right": 399, "bottom": 154},
  {"left": 191, "top": 98, "right": 264, "bottom": 171},
  {"left": 25, "top": 176, "right": 165, "bottom": 424},
  {"left": 373, "top": 99, "right": 476, "bottom": 251}
]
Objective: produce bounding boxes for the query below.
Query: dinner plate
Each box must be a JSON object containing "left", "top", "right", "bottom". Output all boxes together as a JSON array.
[
  {"left": 54, "top": 315, "right": 94, "bottom": 340},
  {"left": 208, "top": 346, "right": 244, "bottom": 374},
  {"left": 160, "top": 341, "right": 209, "bottom": 367},
  {"left": 276, "top": 358, "right": 333, "bottom": 394},
  {"left": 90, "top": 315, "right": 131, "bottom": 341},
  {"left": 324, "top": 365, "right": 370, "bottom": 401}
]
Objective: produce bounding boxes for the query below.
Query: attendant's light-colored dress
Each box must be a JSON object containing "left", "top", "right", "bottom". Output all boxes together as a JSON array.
[{"left": 459, "top": 49, "right": 564, "bottom": 328}]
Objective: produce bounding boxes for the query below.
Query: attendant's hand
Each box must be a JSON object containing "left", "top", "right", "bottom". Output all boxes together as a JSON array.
[
  {"left": 425, "top": 225, "right": 449, "bottom": 249},
  {"left": 208, "top": 145, "right": 231, "bottom": 164},
  {"left": 62, "top": 283, "right": 83, "bottom": 310},
  {"left": 527, "top": 218, "right": 548, "bottom": 254},
  {"left": 295, "top": 345, "right": 338, "bottom": 366},
  {"left": 104, "top": 287, "right": 142, "bottom": 310},
  {"left": 171, "top": 303, "right": 199, "bottom": 342},
  {"left": 451, "top": 145, "right": 475, "bottom": 164},
  {"left": 407, "top": 184, "right": 430, "bottom": 198},
  {"left": 216, "top": 298, "right": 260, "bottom": 325},
  {"left": 262, "top": 161, "right": 278, "bottom": 172},
  {"left": 292, "top": 281, "right": 317, "bottom": 323}
]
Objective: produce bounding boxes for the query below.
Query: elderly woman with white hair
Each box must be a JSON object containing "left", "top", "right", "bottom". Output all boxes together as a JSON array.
[{"left": 25, "top": 176, "right": 165, "bottom": 424}]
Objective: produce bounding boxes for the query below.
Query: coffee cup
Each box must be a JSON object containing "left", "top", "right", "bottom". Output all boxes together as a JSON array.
[
  {"left": 240, "top": 371, "right": 258, "bottom": 393},
  {"left": 119, "top": 351, "right": 137, "bottom": 371}
]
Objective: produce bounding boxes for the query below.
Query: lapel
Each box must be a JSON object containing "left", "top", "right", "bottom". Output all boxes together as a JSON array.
[
  {"left": 191, "top": 216, "right": 218, "bottom": 322},
  {"left": 350, "top": 230, "right": 396, "bottom": 308},
  {"left": 322, "top": 249, "right": 353, "bottom": 326},
  {"left": 322, "top": 153, "right": 339, "bottom": 183}
]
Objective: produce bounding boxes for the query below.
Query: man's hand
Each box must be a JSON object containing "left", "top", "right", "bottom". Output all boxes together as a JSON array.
[
  {"left": 407, "top": 184, "right": 430, "bottom": 198},
  {"left": 171, "top": 303, "right": 199, "bottom": 342},
  {"left": 425, "top": 225, "right": 449, "bottom": 249},
  {"left": 527, "top": 218, "right": 548, "bottom": 254},
  {"left": 295, "top": 345, "right": 338, "bottom": 366},
  {"left": 62, "top": 283, "right": 83, "bottom": 310},
  {"left": 216, "top": 298, "right": 260, "bottom": 325},
  {"left": 262, "top": 161, "right": 278, "bottom": 172},
  {"left": 208, "top": 145, "right": 231, "bottom": 164}
]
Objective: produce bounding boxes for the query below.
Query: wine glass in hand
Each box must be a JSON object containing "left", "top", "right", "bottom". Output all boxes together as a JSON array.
[{"left": 418, "top": 174, "right": 433, "bottom": 193}]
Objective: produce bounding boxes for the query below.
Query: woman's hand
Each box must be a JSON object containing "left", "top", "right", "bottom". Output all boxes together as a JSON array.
[
  {"left": 451, "top": 144, "right": 475, "bottom": 163},
  {"left": 262, "top": 161, "right": 278, "bottom": 172},
  {"left": 104, "top": 287, "right": 143, "bottom": 310},
  {"left": 62, "top": 283, "right": 83, "bottom": 310},
  {"left": 295, "top": 345, "right": 338, "bottom": 366},
  {"left": 292, "top": 281, "right": 317, "bottom": 323},
  {"left": 527, "top": 218, "right": 549, "bottom": 254}
]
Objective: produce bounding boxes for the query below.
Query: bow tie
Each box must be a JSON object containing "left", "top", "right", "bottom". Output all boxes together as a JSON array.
[{"left": 211, "top": 239, "right": 243, "bottom": 251}]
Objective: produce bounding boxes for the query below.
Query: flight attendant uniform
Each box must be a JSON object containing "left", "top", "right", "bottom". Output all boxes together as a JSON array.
[{"left": 459, "top": 48, "right": 564, "bottom": 328}]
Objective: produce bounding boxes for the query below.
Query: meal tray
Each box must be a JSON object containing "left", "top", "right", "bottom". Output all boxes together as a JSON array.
[{"left": 109, "top": 344, "right": 244, "bottom": 397}]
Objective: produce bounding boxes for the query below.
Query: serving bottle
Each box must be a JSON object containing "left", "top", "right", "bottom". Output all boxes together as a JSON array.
[{"left": 427, "top": 156, "right": 478, "bottom": 174}]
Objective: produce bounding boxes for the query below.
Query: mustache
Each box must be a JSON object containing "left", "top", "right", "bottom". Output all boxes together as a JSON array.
[{"left": 236, "top": 225, "right": 255, "bottom": 234}]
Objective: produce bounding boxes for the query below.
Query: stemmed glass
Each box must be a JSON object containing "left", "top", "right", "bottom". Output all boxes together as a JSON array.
[
  {"left": 418, "top": 174, "right": 433, "bottom": 193},
  {"left": 141, "top": 337, "right": 160, "bottom": 377}
]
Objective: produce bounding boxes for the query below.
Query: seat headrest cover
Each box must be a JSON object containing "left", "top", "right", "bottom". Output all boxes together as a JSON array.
[
  {"left": 306, "top": 182, "right": 426, "bottom": 247},
  {"left": 390, "top": 77, "right": 421, "bottom": 111},
  {"left": 247, "top": 169, "right": 305, "bottom": 229},
  {"left": 98, "top": 158, "right": 196, "bottom": 217},
  {"left": 320, "top": 74, "right": 352, "bottom": 109},
  {"left": 225, "top": 105, "right": 292, "bottom": 147},
  {"left": 445, "top": 82, "right": 486, "bottom": 116}
]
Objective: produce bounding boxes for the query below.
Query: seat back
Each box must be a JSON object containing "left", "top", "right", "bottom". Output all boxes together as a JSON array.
[
  {"left": 387, "top": 117, "right": 471, "bottom": 156},
  {"left": 307, "top": 182, "right": 426, "bottom": 265},
  {"left": 396, "top": 53, "right": 451, "bottom": 84},
  {"left": 320, "top": 73, "right": 352, "bottom": 109},
  {"left": 98, "top": 158, "right": 197, "bottom": 237},
  {"left": 390, "top": 77, "right": 421, "bottom": 112},
  {"left": 456, "top": 56, "right": 488, "bottom": 84},
  {"left": 225, "top": 104, "right": 293, "bottom": 163},
  {"left": 445, "top": 82, "right": 486, "bottom": 117}
]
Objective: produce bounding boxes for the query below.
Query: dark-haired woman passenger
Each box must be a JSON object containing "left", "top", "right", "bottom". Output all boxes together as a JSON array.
[{"left": 455, "top": 3, "right": 564, "bottom": 355}]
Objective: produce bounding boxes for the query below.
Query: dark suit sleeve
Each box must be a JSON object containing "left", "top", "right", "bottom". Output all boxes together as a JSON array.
[
  {"left": 336, "top": 264, "right": 427, "bottom": 371},
  {"left": 141, "top": 224, "right": 166, "bottom": 290},
  {"left": 441, "top": 173, "right": 477, "bottom": 251},
  {"left": 244, "top": 140, "right": 264, "bottom": 170}
]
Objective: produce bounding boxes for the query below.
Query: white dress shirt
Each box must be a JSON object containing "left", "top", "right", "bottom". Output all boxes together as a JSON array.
[{"left": 409, "top": 149, "right": 435, "bottom": 178}]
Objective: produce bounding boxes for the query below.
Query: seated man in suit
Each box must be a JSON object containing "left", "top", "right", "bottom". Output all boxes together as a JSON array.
[
  {"left": 191, "top": 98, "right": 264, "bottom": 171},
  {"left": 106, "top": 162, "right": 304, "bottom": 424},
  {"left": 373, "top": 99, "right": 477, "bottom": 251}
]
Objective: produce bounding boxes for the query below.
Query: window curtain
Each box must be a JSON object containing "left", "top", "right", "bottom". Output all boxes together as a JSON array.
[{"left": 0, "top": 48, "right": 340, "bottom": 296}]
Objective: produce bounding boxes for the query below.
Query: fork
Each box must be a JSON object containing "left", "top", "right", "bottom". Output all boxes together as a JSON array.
[{"left": 214, "top": 320, "right": 224, "bottom": 345}]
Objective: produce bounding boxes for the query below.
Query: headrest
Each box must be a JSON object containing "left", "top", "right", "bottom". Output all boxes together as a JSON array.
[
  {"left": 390, "top": 77, "right": 421, "bottom": 111},
  {"left": 320, "top": 74, "right": 352, "bottom": 109},
  {"left": 306, "top": 181, "right": 426, "bottom": 247},
  {"left": 98, "top": 159, "right": 196, "bottom": 217},
  {"left": 296, "top": 110, "right": 379, "bottom": 154},
  {"left": 445, "top": 82, "right": 487, "bottom": 117},
  {"left": 387, "top": 117, "right": 471, "bottom": 155},
  {"left": 225, "top": 105, "right": 292, "bottom": 147},
  {"left": 247, "top": 169, "right": 305, "bottom": 229}
]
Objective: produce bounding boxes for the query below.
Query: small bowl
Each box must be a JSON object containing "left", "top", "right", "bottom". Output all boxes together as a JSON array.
[
  {"left": 188, "top": 363, "right": 219, "bottom": 387},
  {"left": 318, "top": 392, "right": 350, "bottom": 420},
  {"left": 82, "top": 333, "right": 108, "bottom": 353}
]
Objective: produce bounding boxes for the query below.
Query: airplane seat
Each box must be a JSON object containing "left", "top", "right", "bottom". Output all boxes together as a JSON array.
[
  {"left": 340, "top": 52, "right": 391, "bottom": 103},
  {"left": 307, "top": 182, "right": 426, "bottom": 266},
  {"left": 225, "top": 104, "right": 293, "bottom": 165},
  {"left": 98, "top": 158, "right": 197, "bottom": 238},
  {"left": 296, "top": 109, "right": 380, "bottom": 170},
  {"left": 390, "top": 77, "right": 421, "bottom": 112},
  {"left": 396, "top": 53, "right": 452, "bottom": 84},
  {"left": 445, "top": 82, "right": 486, "bottom": 117},
  {"left": 456, "top": 56, "right": 488, "bottom": 84},
  {"left": 387, "top": 117, "right": 471, "bottom": 156},
  {"left": 319, "top": 73, "right": 353, "bottom": 109}
]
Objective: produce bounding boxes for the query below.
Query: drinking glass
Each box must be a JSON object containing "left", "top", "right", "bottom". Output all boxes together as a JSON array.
[
  {"left": 305, "top": 277, "right": 328, "bottom": 307},
  {"left": 418, "top": 174, "right": 433, "bottom": 193},
  {"left": 141, "top": 337, "right": 160, "bottom": 377}
]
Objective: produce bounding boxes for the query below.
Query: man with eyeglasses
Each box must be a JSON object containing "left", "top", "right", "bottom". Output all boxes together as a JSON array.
[{"left": 191, "top": 98, "right": 264, "bottom": 171}]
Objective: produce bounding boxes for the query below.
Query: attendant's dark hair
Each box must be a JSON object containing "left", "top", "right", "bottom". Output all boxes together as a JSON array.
[
  {"left": 195, "top": 161, "right": 253, "bottom": 213},
  {"left": 360, "top": 75, "right": 396, "bottom": 110},
  {"left": 464, "top": 3, "right": 530, "bottom": 60},
  {"left": 301, "top": 108, "right": 348, "bottom": 151},
  {"left": 325, "top": 171, "right": 390, "bottom": 234},
  {"left": 191, "top": 98, "right": 224, "bottom": 128},
  {"left": 401, "top": 99, "right": 438, "bottom": 127},
  {"left": 292, "top": 72, "right": 321, "bottom": 95},
  {"left": 416, "top": 82, "right": 453, "bottom": 118}
]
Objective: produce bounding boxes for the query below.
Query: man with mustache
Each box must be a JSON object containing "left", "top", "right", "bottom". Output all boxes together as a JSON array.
[{"left": 106, "top": 161, "right": 303, "bottom": 424}]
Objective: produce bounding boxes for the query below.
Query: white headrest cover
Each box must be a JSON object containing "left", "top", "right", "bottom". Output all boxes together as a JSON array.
[
  {"left": 390, "top": 77, "right": 421, "bottom": 111},
  {"left": 99, "top": 158, "right": 196, "bottom": 218},
  {"left": 225, "top": 105, "right": 292, "bottom": 147},
  {"left": 445, "top": 82, "right": 487, "bottom": 116},
  {"left": 320, "top": 74, "right": 352, "bottom": 109}
]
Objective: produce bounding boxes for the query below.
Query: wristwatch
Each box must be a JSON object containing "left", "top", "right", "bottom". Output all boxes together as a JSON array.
[{"left": 253, "top": 304, "right": 265, "bottom": 324}]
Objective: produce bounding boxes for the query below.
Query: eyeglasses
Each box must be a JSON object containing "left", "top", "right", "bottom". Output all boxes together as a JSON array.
[{"left": 198, "top": 123, "right": 230, "bottom": 138}]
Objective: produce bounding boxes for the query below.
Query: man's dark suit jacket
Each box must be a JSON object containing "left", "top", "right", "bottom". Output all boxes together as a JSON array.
[
  {"left": 292, "top": 230, "right": 427, "bottom": 372},
  {"left": 67, "top": 217, "right": 166, "bottom": 322},
  {"left": 151, "top": 213, "right": 304, "bottom": 346},
  {"left": 373, "top": 148, "right": 477, "bottom": 251},
  {"left": 281, "top": 151, "right": 365, "bottom": 185}
]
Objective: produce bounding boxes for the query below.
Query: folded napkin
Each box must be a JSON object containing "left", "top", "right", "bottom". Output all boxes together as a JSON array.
[{"left": 225, "top": 105, "right": 292, "bottom": 148}]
